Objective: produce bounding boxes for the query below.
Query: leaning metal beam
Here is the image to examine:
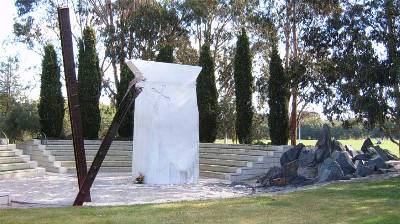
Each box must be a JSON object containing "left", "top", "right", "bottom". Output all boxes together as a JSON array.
[
  {"left": 73, "top": 78, "right": 142, "bottom": 206},
  {"left": 58, "top": 7, "right": 91, "bottom": 202}
]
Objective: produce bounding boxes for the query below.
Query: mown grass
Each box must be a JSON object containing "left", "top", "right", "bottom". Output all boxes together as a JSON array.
[
  {"left": 1, "top": 177, "right": 399, "bottom": 224},
  {"left": 216, "top": 139, "right": 400, "bottom": 157}
]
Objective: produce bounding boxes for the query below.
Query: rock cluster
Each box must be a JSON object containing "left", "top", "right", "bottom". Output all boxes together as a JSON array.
[{"left": 258, "top": 124, "right": 399, "bottom": 187}]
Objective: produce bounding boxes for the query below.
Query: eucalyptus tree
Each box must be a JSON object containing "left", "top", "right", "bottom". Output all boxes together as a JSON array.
[{"left": 306, "top": 0, "right": 400, "bottom": 154}]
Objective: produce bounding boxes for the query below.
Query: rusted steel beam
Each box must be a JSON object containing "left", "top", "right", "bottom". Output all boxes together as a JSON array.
[
  {"left": 58, "top": 7, "right": 91, "bottom": 202},
  {"left": 73, "top": 78, "right": 142, "bottom": 206}
]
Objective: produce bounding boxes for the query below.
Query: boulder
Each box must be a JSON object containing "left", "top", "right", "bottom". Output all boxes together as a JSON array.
[
  {"left": 298, "top": 147, "right": 316, "bottom": 167},
  {"left": 282, "top": 160, "right": 299, "bottom": 181},
  {"left": 280, "top": 144, "right": 304, "bottom": 167},
  {"left": 372, "top": 146, "right": 399, "bottom": 161},
  {"left": 297, "top": 166, "right": 317, "bottom": 179},
  {"left": 356, "top": 163, "right": 375, "bottom": 177},
  {"left": 361, "top": 138, "right": 374, "bottom": 154},
  {"left": 366, "top": 156, "right": 387, "bottom": 170},
  {"left": 315, "top": 124, "right": 332, "bottom": 163},
  {"left": 316, "top": 158, "right": 344, "bottom": 183},
  {"left": 332, "top": 139, "right": 346, "bottom": 152},
  {"left": 345, "top": 144, "right": 359, "bottom": 157},
  {"left": 331, "top": 151, "right": 356, "bottom": 176},
  {"left": 364, "top": 147, "right": 378, "bottom": 157},
  {"left": 353, "top": 153, "right": 371, "bottom": 162},
  {"left": 257, "top": 166, "right": 283, "bottom": 187}
]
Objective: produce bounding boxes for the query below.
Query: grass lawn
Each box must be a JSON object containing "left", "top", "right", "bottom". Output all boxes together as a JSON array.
[
  {"left": 1, "top": 177, "right": 399, "bottom": 224},
  {"left": 216, "top": 139, "right": 400, "bottom": 157}
]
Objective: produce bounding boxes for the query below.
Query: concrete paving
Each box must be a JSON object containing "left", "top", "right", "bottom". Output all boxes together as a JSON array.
[{"left": 0, "top": 173, "right": 252, "bottom": 208}]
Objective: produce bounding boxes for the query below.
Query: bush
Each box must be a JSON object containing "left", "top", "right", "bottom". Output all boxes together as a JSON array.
[{"left": 2, "top": 101, "right": 40, "bottom": 142}]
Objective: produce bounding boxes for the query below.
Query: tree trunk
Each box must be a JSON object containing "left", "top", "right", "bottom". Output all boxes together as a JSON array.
[{"left": 290, "top": 0, "right": 299, "bottom": 146}]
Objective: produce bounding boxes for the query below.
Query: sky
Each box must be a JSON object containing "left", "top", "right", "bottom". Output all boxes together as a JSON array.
[
  {"left": 0, "top": 0, "right": 325, "bottom": 120},
  {"left": 1, "top": 1, "right": 43, "bottom": 100}
]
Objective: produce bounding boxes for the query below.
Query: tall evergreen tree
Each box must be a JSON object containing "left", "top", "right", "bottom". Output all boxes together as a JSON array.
[
  {"left": 197, "top": 43, "right": 218, "bottom": 143},
  {"left": 116, "top": 64, "right": 135, "bottom": 138},
  {"left": 233, "top": 28, "right": 253, "bottom": 144},
  {"left": 78, "top": 27, "right": 102, "bottom": 139},
  {"left": 38, "top": 44, "right": 64, "bottom": 138},
  {"left": 156, "top": 45, "right": 174, "bottom": 63},
  {"left": 268, "top": 45, "right": 290, "bottom": 145}
]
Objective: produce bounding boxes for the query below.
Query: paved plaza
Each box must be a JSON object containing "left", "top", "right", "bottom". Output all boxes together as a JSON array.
[{"left": 0, "top": 173, "right": 253, "bottom": 208}]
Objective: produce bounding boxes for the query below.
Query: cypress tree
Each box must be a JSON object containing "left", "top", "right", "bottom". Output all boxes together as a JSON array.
[
  {"left": 38, "top": 44, "right": 64, "bottom": 138},
  {"left": 268, "top": 45, "right": 290, "bottom": 145},
  {"left": 197, "top": 43, "right": 218, "bottom": 143},
  {"left": 156, "top": 45, "right": 174, "bottom": 63},
  {"left": 233, "top": 28, "right": 253, "bottom": 144},
  {"left": 78, "top": 27, "right": 102, "bottom": 139},
  {"left": 117, "top": 64, "right": 135, "bottom": 138}
]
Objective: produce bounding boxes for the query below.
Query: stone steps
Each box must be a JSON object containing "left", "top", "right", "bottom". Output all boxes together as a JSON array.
[
  {"left": 65, "top": 166, "right": 132, "bottom": 174},
  {"left": 199, "top": 158, "right": 249, "bottom": 167},
  {"left": 44, "top": 145, "right": 132, "bottom": 151},
  {"left": 42, "top": 140, "right": 132, "bottom": 145},
  {"left": 0, "top": 168, "right": 45, "bottom": 179},
  {"left": 20, "top": 140, "right": 291, "bottom": 180},
  {"left": 48, "top": 150, "right": 132, "bottom": 156},
  {"left": 0, "top": 144, "right": 45, "bottom": 180},
  {"left": 52, "top": 155, "right": 131, "bottom": 161},
  {"left": 57, "top": 160, "right": 131, "bottom": 168},
  {"left": 0, "top": 151, "right": 19, "bottom": 157},
  {"left": 198, "top": 144, "right": 290, "bottom": 181},
  {"left": 200, "top": 153, "right": 263, "bottom": 162},
  {"left": 19, "top": 140, "right": 134, "bottom": 174},
  {"left": 0, "top": 156, "right": 25, "bottom": 164},
  {"left": 199, "top": 170, "right": 229, "bottom": 179}
]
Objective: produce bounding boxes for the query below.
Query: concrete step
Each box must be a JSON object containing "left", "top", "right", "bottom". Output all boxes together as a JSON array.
[
  {"left": 200, "top": 147, "right": 273, "bottom": 156},
  {"left": 0, "top": 168, "right": 45, "bottom": 180},
  {"left": 200, "top": 143, "right": 274, "bottom": 150},
  {"left": 199, "top": 158, "right": 249, "bottom": 167},
  {"left": 200, "top": 153, "right": 263, "bottom": 162},
  {"left": 0, "top": 156, "right": 25, "bottom": 164},
  {"left": 199, "top": 171, "right": 229, "bottom": 179},
  {"left": 0, "top": 151, "right": 16, "bottom": 157},
  {"left": 0, "top": 163, "right": 31, "bottom": 172},
  {"left": 200, "top": 164, "right": 238, "bottom": 173},
  {"left": 52, "top": 155, "right": 131, "bottom": 161},
  {"left": 66, "top": 166, "right": 132, "bottom": 173},
  {"left": 44, "top": 145, "right": 133, "bottom": 151},
  {"left": 58, "top": 160, "right": 131, "bottom": 168},
  {"left": 0, "top": 144, "right": 16, "bottom": 150},
  {"left": 43, "top": 140, "right": 133, "bottom": 145},
  {"left": 49, "top": 150, "right": 132, "bottom": 156}
]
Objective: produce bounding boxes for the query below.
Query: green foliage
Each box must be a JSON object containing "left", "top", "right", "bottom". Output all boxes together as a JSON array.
[
  {"left": 78, "top": 27, "right": 102, "bottom": 140},
  {"left": 2, "top": 100, "right": 39, "bottom": 142},
  {"left": 233, "top": 28, "right": 253, "bottom": 144},
  {"left": 156, "top": 45, "right": 174, "bottom": 63},
  {"left": 268, "top": 45, "right": 290, "bottom": 145},
  {"left": 38, "top": 44, "right": 64, "bottom": 138},
  {"left": 197, "top": 43, "right": 218, "bottom": 143},
  {"left": 99, "top": 104, "right": 116, "bottom": 139},
  {"left": 116, "top": 64, "right": 134, "bottom": 139}
]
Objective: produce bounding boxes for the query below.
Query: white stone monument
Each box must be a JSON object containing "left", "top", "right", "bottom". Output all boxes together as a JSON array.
[{"left": 126, "top": 59, "right": 201, "bottom": 185}]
